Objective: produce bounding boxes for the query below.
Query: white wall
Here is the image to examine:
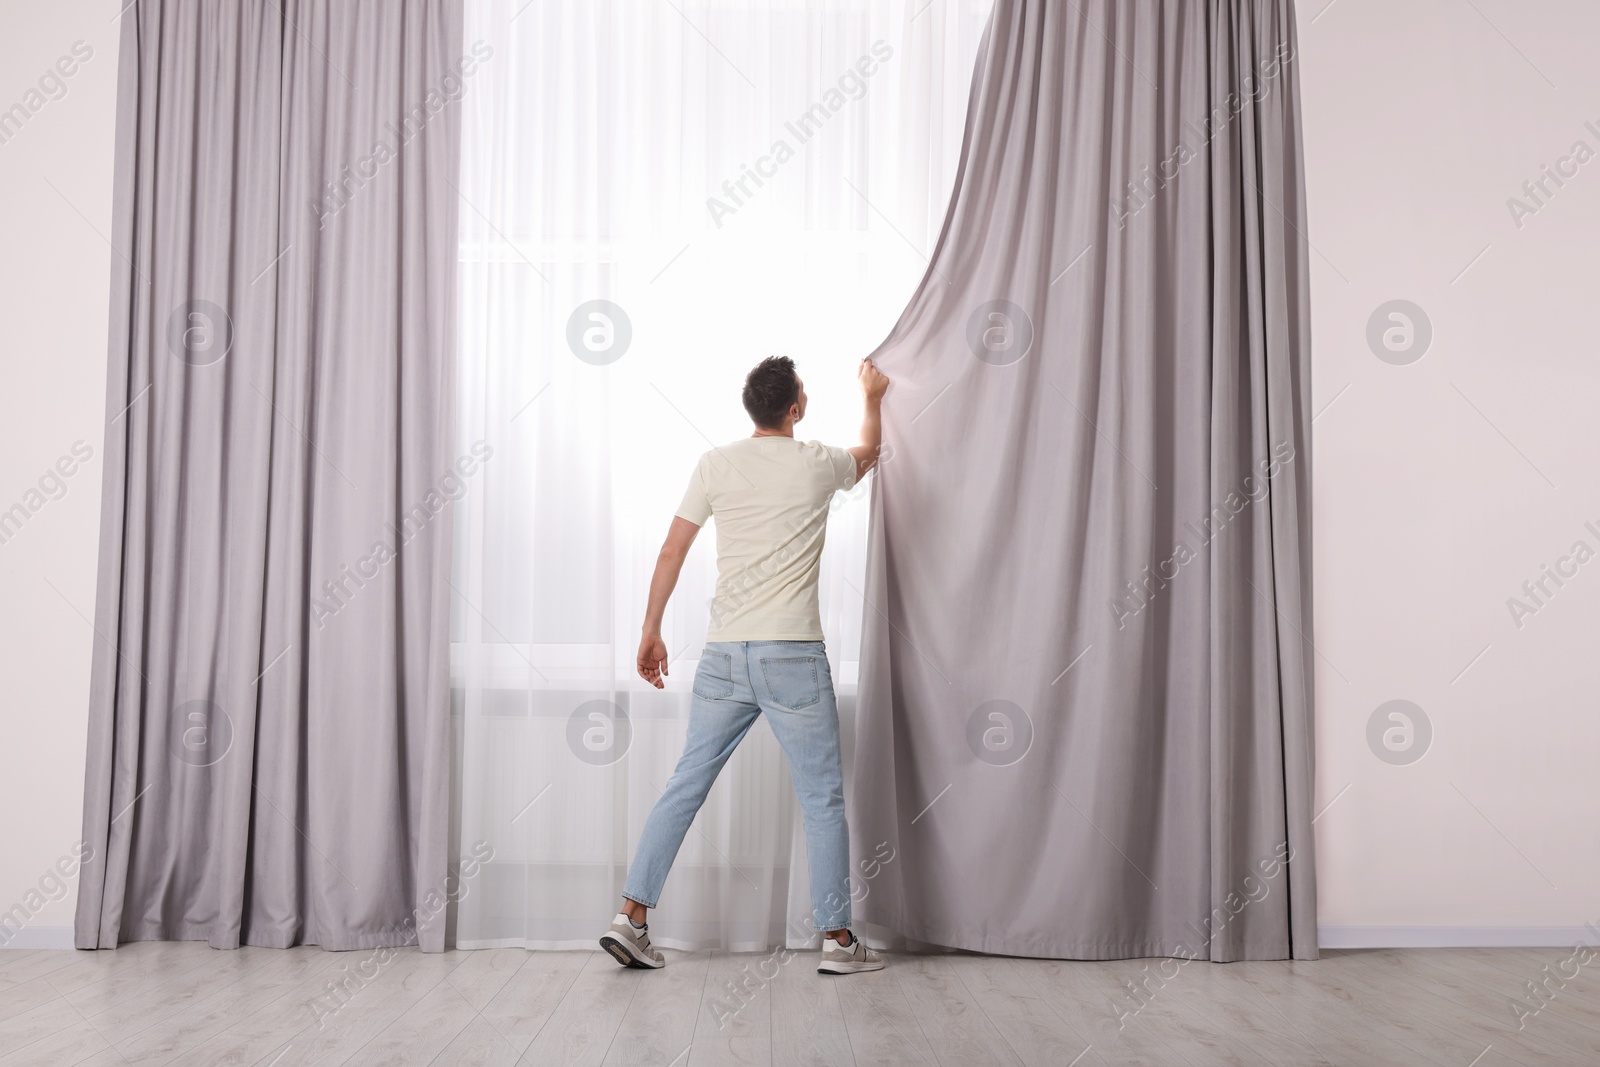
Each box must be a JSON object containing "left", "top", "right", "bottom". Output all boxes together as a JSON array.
[
  {"left": 0, "top": 0, "right": 121, "bottom": 953},
  {"left": 1298, "top": 0, "right": 1600, "bottom": 943},
  {"left": 0, "top": 0, "right": 121, "bottom": 947},
  {"left": 0, "top": 0, "right": 1595, "bottom": 949}
]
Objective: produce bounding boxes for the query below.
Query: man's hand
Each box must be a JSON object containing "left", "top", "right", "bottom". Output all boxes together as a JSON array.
[
  {"left": 637, "top": 633, "right": 670, "bottom": 689},
  {"left": 858, "top": 358, "right": 889, "bottom": 401}
]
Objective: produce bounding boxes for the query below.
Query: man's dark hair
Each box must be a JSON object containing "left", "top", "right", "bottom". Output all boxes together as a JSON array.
[{"left": 742, "top": 356, "right": 800, "bottom": 429}]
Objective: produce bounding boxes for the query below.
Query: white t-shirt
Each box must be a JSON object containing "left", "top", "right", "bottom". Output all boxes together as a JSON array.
[{"left": 675, "top": 436, "right": 858, "bottom": 641}]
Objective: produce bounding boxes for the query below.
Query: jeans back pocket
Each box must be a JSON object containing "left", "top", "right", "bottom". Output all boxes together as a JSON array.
[{"left": 760, "top": 655, "right": 820, "bottom": 710}]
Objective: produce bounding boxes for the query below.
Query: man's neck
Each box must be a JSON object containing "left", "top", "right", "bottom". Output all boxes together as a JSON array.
[{"left": 751, "top": 425, "right": 795, "bottom": 439}]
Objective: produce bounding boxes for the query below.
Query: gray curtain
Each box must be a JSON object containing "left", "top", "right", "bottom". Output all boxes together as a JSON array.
[
  {"left": 76, "top": 0, "right": 464, "bottom": 952},
  {"left": 853, "top": 0, "right": 1317, "bottom": 962}
]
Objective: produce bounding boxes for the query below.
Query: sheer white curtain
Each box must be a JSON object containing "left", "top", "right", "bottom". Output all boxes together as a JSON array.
[{"left": 451, "top": 0, "right": 991, "bottom": 951}]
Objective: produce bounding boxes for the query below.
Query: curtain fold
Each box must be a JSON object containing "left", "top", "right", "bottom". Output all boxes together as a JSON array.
[
  {"left": 853, "top": 0, "right": 1317, "bottom": 961},
  {"left": 76, "top": 0, "right": 465, "bottom": 952}
]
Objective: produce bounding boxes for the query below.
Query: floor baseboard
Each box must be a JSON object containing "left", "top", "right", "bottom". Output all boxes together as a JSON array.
[
  {"left": 1318, "top": 925, "right": 1598, "bottom": 948},
  {"left": 5, "top": 925, "right": 1594, "bottom": 952},
  {"left": 0, "top": 926, "right": 75, "bottom": 950}
]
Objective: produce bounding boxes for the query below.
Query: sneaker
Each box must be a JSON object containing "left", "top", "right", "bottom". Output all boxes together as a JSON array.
[
  {"left": 817, "top": 932, "right": 884, "bottom": 975},
  {"left": 599, "top": 913, "right": 665, "bottom": 969}
]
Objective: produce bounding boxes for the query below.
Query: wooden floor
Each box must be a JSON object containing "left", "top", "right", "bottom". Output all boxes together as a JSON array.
[{"left": 0, "top": 942, "right": 1593, "bottom": 1065}]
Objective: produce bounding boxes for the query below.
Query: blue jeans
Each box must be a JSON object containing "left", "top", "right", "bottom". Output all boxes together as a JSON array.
[{"left": 623, "top": 640, "right": 851, "bottom": 933}]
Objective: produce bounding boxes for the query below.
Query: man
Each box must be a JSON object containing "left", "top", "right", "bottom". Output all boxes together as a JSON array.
[{"left": 598, "top": 355, "right": 889, "bottom": 976}]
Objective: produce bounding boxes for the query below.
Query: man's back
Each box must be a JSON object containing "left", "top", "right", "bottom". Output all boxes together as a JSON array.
[{"left": 676, "top": 436, "right": 857, "bottom": 642}]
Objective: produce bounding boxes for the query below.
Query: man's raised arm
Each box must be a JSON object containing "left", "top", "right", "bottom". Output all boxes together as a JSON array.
[{"left": 847, "top": 358, "right": 891, "bottom": 483}]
